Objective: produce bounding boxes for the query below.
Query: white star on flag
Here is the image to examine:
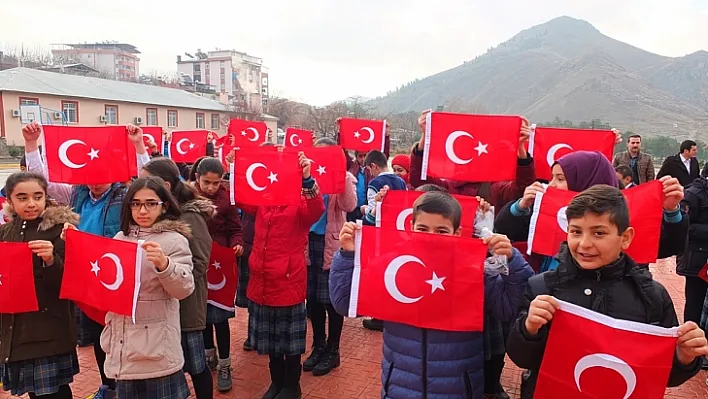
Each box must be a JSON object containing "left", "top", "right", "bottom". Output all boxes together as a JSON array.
[
  {"left": 354, "top": 131, "right": 361, "bottom": 138},
  {"left": 316, "top": 165, "right": 327, "bottom": 175},
  {"left": 212, "top": 261, "right": 221, "bottom": 270},
  {"left": 474, "top": 142, "right": 488, "bottom": 156},
  {"left": 189, "top": 143, "right": 195, "bottom": 150},
  {"left": 267, "top": 172, "right": 278, "bottom": 184},
  {"left": 88, "top": 148, "right": 100, "bottom": 160},
  {"left": 241, "top": 131, "right": 247, "bottom": 136},
  {"left": 425, "top": 271, "right": 446, "bottom": 293},
  {"left": 0, "top": 274, "right": 3, "bottom": 285},
  {"left": 90, "top": 260, "right": 101, "bottom": 276}
]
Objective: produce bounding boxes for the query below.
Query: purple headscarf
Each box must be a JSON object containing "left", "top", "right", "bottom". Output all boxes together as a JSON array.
[{"left": 554, "top": 151, "right": 619, "bottom": 192}]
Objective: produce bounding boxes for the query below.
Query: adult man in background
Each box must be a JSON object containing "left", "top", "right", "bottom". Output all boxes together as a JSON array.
[
  {"left": 612, "top": 134, "right": 654, "bottom": 185},
  {"left": 658, "top": 140, "right": 700, "bottom": 187}
]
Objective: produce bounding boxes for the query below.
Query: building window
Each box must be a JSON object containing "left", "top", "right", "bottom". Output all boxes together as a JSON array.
[
  {"left": 168, "top": 110, "right": 178, "bottom": 127},
  {"left": 105, "top": 105, "right": 118, "bottom": 124},
  {"left": 196, "top": 113, "right": 205, "bottom": 129},
  {"left": 61, "top": 101, "right": 79, "bottom": 123},
  {"left": 211, "top": 114, "right": 219, "bottom": 129},
  {"left": 146, "top": 108, "right": 158, "bottom": 126},
  {"left": 19, "top": 97, "right": 39, "bottom": 106}
]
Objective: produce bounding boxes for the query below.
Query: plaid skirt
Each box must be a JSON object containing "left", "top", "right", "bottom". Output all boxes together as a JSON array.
[
  {"left": 206, "top": 303, "right": 235, "bottom": 324},
  {"left": 308, "top": 233, "right": 331, "bottom": 304},
  {"left": 236, "top": 251, "right": 251, "bottom": 308},
  {"left": 248, "top": 302, "right": 307, "bottom": 356},
  {"left": 0, "top": 351, "right": 79, "bottom": 396},
  {"left": 180, "top": 331, "right": 207, "bottom": 375},
  {"left": 116, "top": 371, "right": 190, "bottom": 399}
]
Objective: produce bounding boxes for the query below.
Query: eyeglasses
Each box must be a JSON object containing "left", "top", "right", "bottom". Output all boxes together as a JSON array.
[{"left": 129, "top": 201, "right": 164, "bottom": 211}]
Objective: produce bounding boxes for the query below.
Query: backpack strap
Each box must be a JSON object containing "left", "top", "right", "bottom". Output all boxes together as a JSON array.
[{"left": 527, "top": 274, "right": 549, "bottom": 298}]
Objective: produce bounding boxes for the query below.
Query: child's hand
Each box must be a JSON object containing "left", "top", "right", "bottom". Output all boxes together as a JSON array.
[
  {"left": 233, "top": 245, "right": 244, "bottom": 257},
  {"left": 339, "top": 222, "right": 361, "bottom": 252},
  {"left": 524, "top": 295, "right": 560, "bottom": 336},
  {"left": 225, "top": 149, "right": 236, "bottom": 165},
  {"left": 519, "top": 182, "right": 546, "bottom": 210},
  {"left": 483, "top": 233, "right": 513, "bottom": 260},
  {"left": 476, "top": 196, "right": 491, "bottom": 214},
  {"left": 298, "top": 151, "right": 311, "bottom": 179},
  {"left": 60, "top": 222, "right": 77, "bottom": 241},
  {"left": 126, "top": 124, "right": 144, "bottom": 145},
  {"left": 22, "top": 122, "right": 42, "bottom": 143},
  {"left": 27, "top": 240, "right": 55, "bottom": 266},
  {"left": 142, "top": 241, "right": 169, "bottom": 272},
  {"left": 374, "top": 185, "right": 390, "bottom": 203},
  {"left": 660, "top": 176, "right": 684, "bottom": 212},
  {"left": 676, "top": 321, "right": 708, "bottom": 365}
]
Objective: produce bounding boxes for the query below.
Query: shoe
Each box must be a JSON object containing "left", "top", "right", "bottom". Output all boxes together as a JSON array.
[
  {"left": 91, "top": 385, "right": 116, "bottom": 399},
  {"left": 205, "top": 348, "right": 218, "bottom": 371},
  {"left": 363, "top": 318, "right": 384, "bottom": 331},
  {"left": 217, "top": 358, "right": 233, "bottom": 392},
  {"left": 312, "top": 347, "right": 340, "bottom": 376},
  {"left": 274, "top": 363, "right": 302, "bottom": 399},
  {"left": 243, "top": 338, "right": 255, "bottom": 351},
  {"left": 302, "top": 343, "right": 326, "bottom": 372},
  {"left": 262, "top": 360, "right": 285, "bottom": 399}
]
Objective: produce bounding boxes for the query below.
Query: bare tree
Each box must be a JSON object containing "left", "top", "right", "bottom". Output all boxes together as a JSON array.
[{"left": 1, "top": 43, "right": 52, "bottom": 68}]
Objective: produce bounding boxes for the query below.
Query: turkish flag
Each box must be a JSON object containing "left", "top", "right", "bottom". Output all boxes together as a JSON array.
[
  {"left": 43, "top": 125, "right": 134, "bottom": 185},
  {"left": 285, "top": 128, "right": 313, "bottom": 148},
  {"left": 228, "top": 119, "right": 268, "bottom": 149},
  {"left": 699, "top": 263, "right": 708, "bottom": 283},
  {"left": 422, "top": 112, "right": 521, "bottom": 182},
  {"left": 351, "top": 226, "right": 486, "bottom": 331},
  {"left": 169, "top": 130, "right": 208, "bottom": 163},
  {"left": 301, "top": 146, "right": 346, "bottom": 195},
  {"left": 0, "top": 243, "right": 38, "bottom": 314},
  {"left": 0, "top": 197, "right": 8, "bottom": 225},
  {"left": 229, "top": 147, "right": 302, "bottom": 206},
  {"left": 535, "top": 300, "right": 677, "bottom": 399},
  {"left": 530, "top": 127, "right": 616, "bottom": 181},
  {"left": 338, "top": 118, "right": 386, "bottom": 152},
  {"left": 207, "top": 243, "right": 238, "bottom": 312},
  {"left": 528, "top": 182, "right": 663, "bottom": 263},
  {"left": 61, "top": 229, "right": 143, "bottom": 322},
  {"left": 141, "top": 126, "right": 165, "bottom": 155},
  {"left": 376, "top": 191, "right": 480, "bottom": 235}
]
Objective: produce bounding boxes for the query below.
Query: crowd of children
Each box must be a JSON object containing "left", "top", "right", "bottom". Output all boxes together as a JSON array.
[{"left": 0, "top": 114, "right": 706, "bottom": 399}]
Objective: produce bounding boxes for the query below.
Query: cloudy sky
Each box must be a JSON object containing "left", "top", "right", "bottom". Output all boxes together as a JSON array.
[{"left": 1, "top": 0, "right": 706, "bottom": 105}]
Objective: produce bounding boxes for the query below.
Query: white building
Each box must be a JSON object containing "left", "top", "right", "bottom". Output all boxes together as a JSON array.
[
  {"left": 177, "top": 49, "right": 268, "bottom": 110},
  {"left": 51, "top": 42, "right": 140, "bottom": 82}
]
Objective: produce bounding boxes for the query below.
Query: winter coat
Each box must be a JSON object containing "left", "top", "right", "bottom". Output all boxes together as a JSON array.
[
  {"left": 103, "top": 219, "right": 195, "bottom": 381},
  {"left": 494, "top": 198, "right": 689, "bottom": 272},
  {"left": 347, "top": 136, "right": 391, "bottom": 187},
  {"left": 612, "top": 151, "right": 655, "bottom": 184},
  {"left": 178, "top": 199, "right": 215, "bottom": 332},
  {"left": 0, "top": 205, "right": 79, "bottom": 362},
  {"left": 329, "top": 248, "right": 534, "bottom": 399},
  {"left": 244, "top": 180, "right": 325, "bottom": 306},
  {"left": 409, "top": 144, "right": 535, "bottom": 213},
  {"left": 506, "top": 246, "right": 702, "bottom": 399},
  {"left": 677, "top": 177, "right": 708, "bottom": 277},
  {"left": 322, "top": 172, "right": 358, "bottom": 269},
  {"left": 197, "top": 184, "right": 243, "bottom": 248},
  {"left": 657, "top": 153, "right": 700, "bottom": 187}
]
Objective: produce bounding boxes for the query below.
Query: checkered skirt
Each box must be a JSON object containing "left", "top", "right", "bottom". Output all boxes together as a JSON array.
[
  {"left": 308, "top": 233, "right": 331, "bottom": 304},
  {"left": 235, "top": 251, "right": 251, "bottom": 308},
  {"left": 0, "top": 351, "right": 79, "bottom": 396},
  {"left": 180, "top": 331, "right": 207, "bottom": 375},
  {"left": 248, "top": 302, "right": 307, "bottom": 356},
  {"left": 206, "top": 303, "right": 235, "bottom": 324},
  {"left": 116, "top": 371, "right": 190, "bottom": 399}
]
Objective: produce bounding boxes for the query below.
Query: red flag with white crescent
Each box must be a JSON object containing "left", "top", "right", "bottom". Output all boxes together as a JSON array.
[
  {"left": 229, "top": 147, "right": 302, "bottom": 206},
  {"left": 207, "top": 243, "right": 238, "bottom": 312},
  {"left": 285, "top": 128, "right": 314, "bottom": 148},
  {"left": 338, "top": 118, "right": 386, "bottom": 152},
  {"left": 141, "top": 126, "right": 165, "bottom": 154},
  {"left": 0, "top": 242, "right": 38, "bottom": 314},
  {"left": 376, "top": 191, "right": 479, "bottom": 235},
  {"left": 228, "top": 119, "right": 268, "bottom": 148},
  {"left": 168, "top": 130, "right": 209, "bottom": 163}
]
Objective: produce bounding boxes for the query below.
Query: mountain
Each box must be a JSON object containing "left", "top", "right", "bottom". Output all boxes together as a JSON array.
[{"left": 370, "top": 16, "right": 708, "bottom": 139}]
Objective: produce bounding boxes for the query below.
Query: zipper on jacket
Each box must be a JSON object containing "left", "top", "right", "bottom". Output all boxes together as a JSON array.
[{"left": 422, "top": 328, "right": 427, "bottom": 399}]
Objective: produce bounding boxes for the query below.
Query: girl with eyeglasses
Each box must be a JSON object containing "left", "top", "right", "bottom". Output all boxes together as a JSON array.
[{"left": 101, "top": 176, "right": 195, "bottom": 399}]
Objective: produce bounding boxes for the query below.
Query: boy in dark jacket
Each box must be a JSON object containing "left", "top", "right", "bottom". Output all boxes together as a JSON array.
[
  {"left": 506, "top": 185, "right": 707, "bottom": 399},
  {"left": 330, "top": 191, "right": 534, "bottom": 398}
]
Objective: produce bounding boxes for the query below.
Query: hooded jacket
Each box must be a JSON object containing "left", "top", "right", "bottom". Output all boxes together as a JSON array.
[{"left": 0, "top": 204, "right": 80, "bottom": 362}]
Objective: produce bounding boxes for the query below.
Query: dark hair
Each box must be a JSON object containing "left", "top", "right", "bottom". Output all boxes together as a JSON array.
[
  {"left": 627, "top": 134, "right": 641, "bottom": 142},
  {"left": 412, "top": 191, "right": 462, "bottom": 230},
  {"left": 261, "top": 142, "right": 275, "bottom": 147},
  {"left": 315, "top": 137, "right": 336, "bottom": 146},
  {"left": 19, "top": 155, "right": 26, "bottom": 168},
  {"left": 615, "top": 165, "right": 632, "bottom": 179},
  {"left": 565, "top": 185, "right": 630, "bottom": 233},
  {"left": 364, "top": 150, "right": 388, "bottom": 168},
  {"left": 142, "top": 157, "right": 199, "bottom": 205},
  {"left": 189, "top": 156, "right": 224, "bottom": 182},
  {"left": 120, "top": 176, "right": 181, "bottom": 235},
  {"left": 4, "top": 172, "right": 48, "bottom": 198},
  {"left": 416, "top": 184, "right": 448, "bottom": 193},
  {"left": 680, "top": 140, "right": 697, "bottom": 153}
]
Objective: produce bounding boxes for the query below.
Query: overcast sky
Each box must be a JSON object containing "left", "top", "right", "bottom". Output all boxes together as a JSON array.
[{"left": 1, "top": 0, "right": 706, "bottom": 105}]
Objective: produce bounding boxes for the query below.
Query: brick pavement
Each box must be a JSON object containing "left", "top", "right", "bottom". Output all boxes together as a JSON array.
[{"left": 1, "top": 257, "right": 706, "bottom": 398}]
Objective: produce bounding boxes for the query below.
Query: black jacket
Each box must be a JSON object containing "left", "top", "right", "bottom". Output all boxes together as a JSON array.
[
  {"left": 506, "top": 247, "right": 702, "bottom": 399},
  {"left": 677, "top": 177, "right": 708, "bottom": 277},
  {"left": 657, "top": 154, "right": 700, "bottom": 187}
]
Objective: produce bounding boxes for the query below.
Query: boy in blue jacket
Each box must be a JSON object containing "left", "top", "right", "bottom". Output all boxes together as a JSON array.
[{"left": 329, "top": 191, "right": 534, "bottom": 399}]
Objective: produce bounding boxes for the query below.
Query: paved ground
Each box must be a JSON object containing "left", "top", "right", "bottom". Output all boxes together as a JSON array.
[{"left": 0, "top": 259, "right": 706, "bottom": 398}]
